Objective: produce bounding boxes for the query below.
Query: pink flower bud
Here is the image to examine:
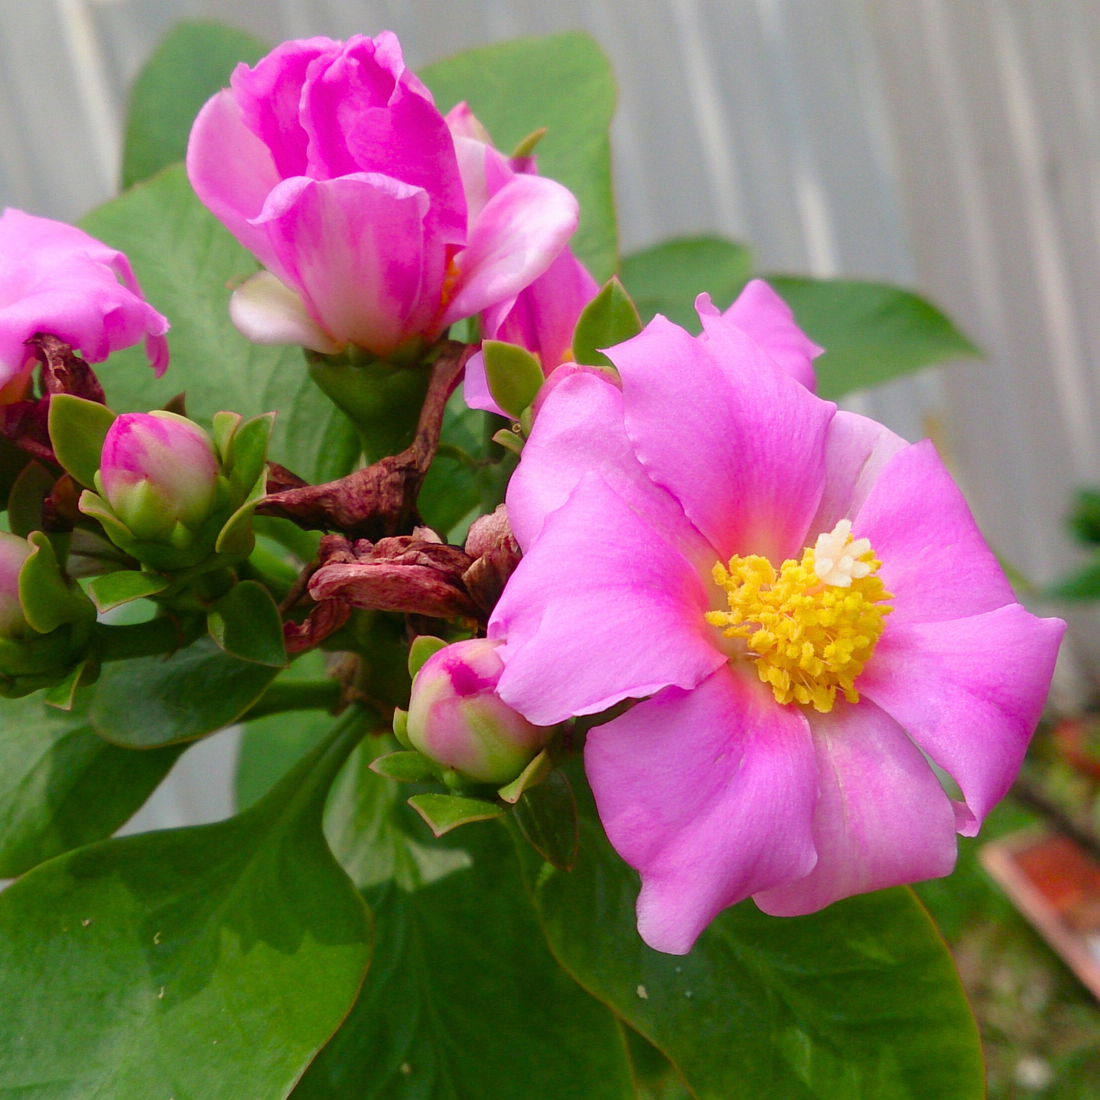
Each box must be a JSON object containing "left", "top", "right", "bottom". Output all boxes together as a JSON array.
[
  {"left": 99, "top": 412, "right": 220, "bottom": 541},
  {"left": 0, "top": 533, "right": 30, "bottom": 639},
  {"left": 406, "top": 638, "right": 552, "bottom": 785}
]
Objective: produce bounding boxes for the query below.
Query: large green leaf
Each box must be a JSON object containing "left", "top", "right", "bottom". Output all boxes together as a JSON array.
[
  {"left": 81, "top": 166, "right": 359, "bottom": 483},
  {"left": 421, "top": 33, "right": 618, "bottom": 283},
  {"left": 0, "top": 711, "right": 372, "bottom": 1099},
  {"left": 0, "top": 691, "right": 183, "bottom": 878},
  {"left": 516, "top": 768, "right": 984, "bottom": 1100},
  {"left": 91, "top": 635, "right": 280, "bottom": 747},
  {"left": 620, "top": 236, "right": 754, "bottom": 332},
  {"left": 766, "top": 276, "right": 980, "bottom": 400},
  {"left": 122, "top": 20, "right": 268, "bottom": 189},
  {"left": 291, "top": 742, "right": 634, "bottom": 1099}
]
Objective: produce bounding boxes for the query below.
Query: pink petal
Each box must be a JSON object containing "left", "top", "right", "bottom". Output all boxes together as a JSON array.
[
  {"left": 186, "top": 90, "right": 285, "bottom": 278},
  {"left": 698, "top": 278, "right": 822, "bottom": 391},
  {"left": 808, "top": 410, "right": 909, "bottom": 536},
  {"left": 754, "top": 699, "right": 957, "bottom": 916},
  {"left": 488, "top": 246, "right": 599, "bottom": 369},
  {"left": 229, "top": 271, "right": 341, "bottom": 354},
  {"left": 504, "top": 369, "right": 713, "bottom": 566},
  {"left": 586, "top": 667, "right": 818, "bottom": 954},
  {"left": 858, "top": 603, "right": 1065, "bottom": 832},
  {"left": 441, "top": 174, "right": 579, "bottom": 327},
  {"left": 852, "top": 440, "right": 1016, "bottom": 623},
  {"left": 460, "top": 349, "right": 507, "bottom": 416},
  {"left": 250, "top": 173, "right": 443, "bottom": 357},
  {"left": 490, "top": 472, "right": 725, "bottom": 726},
  {"left": 299, "top": 34, "right": 466, "bottom": 245},
  {"left": 608, "top": 315, "right": 835, "bottom": 563}
]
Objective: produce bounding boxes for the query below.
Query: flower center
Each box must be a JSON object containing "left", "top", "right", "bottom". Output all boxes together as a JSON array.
[{"left": 705, "top": 520, "right": 893, "bottom": 713}]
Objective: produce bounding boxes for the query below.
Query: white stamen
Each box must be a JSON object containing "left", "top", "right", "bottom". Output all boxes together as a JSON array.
[{"left": 812, "top": 519, "right": 873, "bottom": 587}]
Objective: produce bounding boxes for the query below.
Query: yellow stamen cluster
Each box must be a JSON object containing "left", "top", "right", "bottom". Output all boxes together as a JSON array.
[{"left": 705, "top": 525, "right": 892, "bottom": 713}]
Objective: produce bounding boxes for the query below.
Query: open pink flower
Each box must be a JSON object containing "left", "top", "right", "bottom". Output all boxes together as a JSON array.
[
  {"left": 0, "top": 209, "right": 169, "bottom": 399},
  {"left": 187, "top": 36, "right": 579, "bottom": 359},
  {"left": 489, "top": 298, "right": 1064, "bottom": 955}
]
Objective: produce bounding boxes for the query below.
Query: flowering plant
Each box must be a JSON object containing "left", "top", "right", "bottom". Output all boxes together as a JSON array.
[{"left": 0, "top": 21, "right": 1057, "bottom": 1099}]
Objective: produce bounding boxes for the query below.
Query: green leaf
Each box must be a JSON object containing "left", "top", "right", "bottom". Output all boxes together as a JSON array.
[
  {"left": 207, "top": 579, "right": 288, "bottom": 667},
  {"left": 7, "top": 460, "right": 56, "bottom": 537},
  {"left": 766, "top": 276, "right": 980, "bottom": 399},
  {"left": 619, "top": 236, "right": 754, "bottom": 332},
  {"left": 370, "top": 751, "right": 440, "bottom": 784},
  {"left": 516, "top": 769, "right": 984, "bottom": 1100},
  {"left": 407, "top": 633, "right": 449, "bottom": 679},
  {"left": 224, "top": 411, "right": 275, "bottom": 497},
  {"left": 122, "top": 20, "right": 268, "bottom": 188},
  {"left": 19, "top": 532, "right": 93, "bottom": 634},
  {"left": 0, "top": 690, "right": 183, "bottom": 878},
  {"left": 0, "top": 711, "right": 372, "bottom": 1099},
  {"left": 87, "top": 568, "right": 171, "bottom": 613},
  {"left": 1043, "top": 557, "right": 1100, "bottom": 602},
  {"left": 47, "top": 393, "right": 116, "bottom": 488},
  {"left": 90, "top": 634, "right": 280, "bottom": 747},
  {"left": 81, "top": 166, "right": 359, "bottom": 484},
  {"left": 293, "top": 742, "right": 636, "bottom": 1099},
  {"left": 482, "top": 339, "right": 544, "bottom": 418},
  {"left": 572, "top": 277, "right": 643, "bottom": 367},
  {"left": 408, "top": 793, "right": 506, "bottom": 837},
  {"left": 422, "top": 33, "right": 618, "bottom": 282},
  {"left": 1067, "top": 488, "right": 1100, "bottom": 545},
  {"left": 511, "top": 766, "right": 579, "bottom": 868}
]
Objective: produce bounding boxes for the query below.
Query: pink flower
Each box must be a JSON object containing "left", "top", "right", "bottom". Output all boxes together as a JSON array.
[
  {"left": 98, "top": 412, "right": 220, "bottom": 541},
  {"left": 0, "top": 209, "right": 169, "bottom": 399},
  {"left": 488, "top": 298, "right": 1064, "bottom": 955},
  {"left": 448, "top": 104, "right": 600, "bottom": 416},
  {"left": 406, "top": 637, "right": 553, "bottom": 784},
  {"left": 187, "top": 36, "right": 579, "bottom": 359}
]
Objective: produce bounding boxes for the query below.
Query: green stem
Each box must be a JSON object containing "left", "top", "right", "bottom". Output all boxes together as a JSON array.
[{"left": 238, "top": 678, "right": 344, "bottom": 722}]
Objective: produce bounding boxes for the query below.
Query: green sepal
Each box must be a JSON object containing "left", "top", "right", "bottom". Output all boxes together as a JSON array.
[
  {"left": 369, "top": 750, "right": 441, "bottom": 784},
  {"left": 87, "top": 569, "right": 171, "bottom": 613},
  {"left": 407, "top": 793, "right": 506, "bottom": 836},
  {"left": 211, "top": 410, "right": 242, "bottom": 465},
  {"left": 392, "top": 706, "right": 412, "bottom": 750},
  {"left": 572, "top": 277, "right": 642, "bottom": 368},
  {"left": 512, "top": 767, "right": 579, "bottom": 870},
  {"left": 18, "top": 533, "right": 95, "bottom": 635},
  {"left": 492, "top": 427, "right": 525, "bottom": 456},
  {"left": 223, "top": 411, "right": 275, "bottom": 499},
  {"left": 214, "top": 468, "right": 267, "bottom": 558},
  {"left": 407, "top": 633, "right": 449, "bottom": 679},
  {"left": 43, "top": 659, "right": 95, "bottom": 712},
  {"left": 498, "top": 748, "right": 553, "bottom": 804},
  {"left": 7, "top": 462, "right": 56, "bottom": 538},
  {"left": 512, "top": 126, "right": 547, "bottom": 158},
  {"left": 47, "top": 394, "right": 116, "bottom": 488},
  {"left": 482, "top": 340, "right": 545, "bottom": 419},
  {"left": 207, "top": 580, "right": 288, "bottom": 668},
  {"left": 77, "top": 489, "right": 135, "bottom": 548}
]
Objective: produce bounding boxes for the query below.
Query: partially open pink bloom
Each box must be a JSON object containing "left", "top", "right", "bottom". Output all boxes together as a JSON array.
[
  {"left": 98, "top": 412, "right": 220, "bottom": 541},
  {"left": 0, "top": 209, "right": 169, "bottom": 399},
  {"left": 489, "top": 299, "right": 1064, "bottom": 955},
  {"left": 449, "top": 103, "right": 600, "bottom": 416},
  {"left": 187, "top": 37, "right": 579, "bottom": 359}
]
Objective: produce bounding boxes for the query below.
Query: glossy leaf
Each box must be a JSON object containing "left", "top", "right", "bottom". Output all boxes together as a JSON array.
[
  {"left": 81, "top": 166, "right": 360, "bottom": 484},
  {"left": 19, "top": 533, "right": 93, "bottom": 634},
  {"left": 620, "top": 236, "right": 753, "bottom": 332},
  {"left": 292, "top": 741, "right": 635, "bottom": 1099},
  {"left": 90, "top": 635, "right": 280, "bottom": 747},
  {"left": 47, "top": 394, "right": 116, "bottom": 488},
  {"left": 0, "top": 712, "right": 372, "bottom": 1099},
  {"left": 515, "top": 765, "right": 985, "bottom": 1100},
  {"left": 422, "top": 33, "right": 618, "bottom": 282},
  {"left": 87, "top": 568, "right": 171, "bottom": 613},
  {"left": 207, "top": 579, "right": 287, "bottom": 667},
  {"left": 572, "top": 277, "right": 643, "bottom": 367},
  {"left": 0, "top": 690, "right": 182, "bottom": 878},
  {"left": 511, "top": 766, "right": 578, "bottom": 868},
  {"left": 766, "top": 276, "right": 980, "bottom": 399},
  {"left": 122, "top": 20, "right": 268, "bottom": 188},
  {"left": 482, "top": 340, "right": 544, "bottom": 418},
  {"left": 408, "top": 793, "right": 506, "bottom": 836}
]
